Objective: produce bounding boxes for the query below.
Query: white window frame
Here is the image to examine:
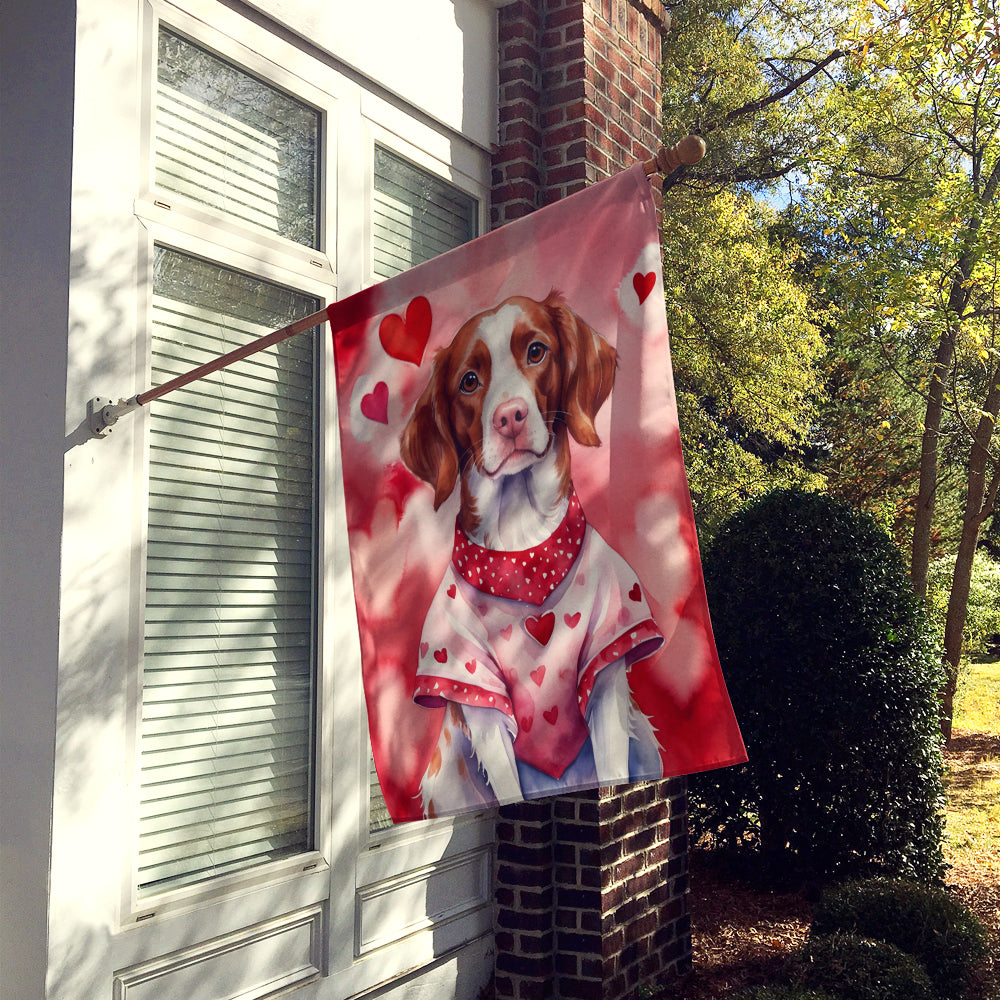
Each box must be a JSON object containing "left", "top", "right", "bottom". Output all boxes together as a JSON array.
[{"left": 111, "top": 0, "right": 496, "bottom": 992}]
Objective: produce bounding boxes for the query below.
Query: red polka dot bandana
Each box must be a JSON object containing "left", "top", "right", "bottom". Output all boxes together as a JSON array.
[{"left": 452, "top": 491, "right": 586, "bottom": 606}]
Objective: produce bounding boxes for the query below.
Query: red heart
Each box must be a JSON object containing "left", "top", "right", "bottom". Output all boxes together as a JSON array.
[
  {"left": 434, "top": 647, "right": 448, "bottom": 663},
  {"left": 524, "top": 611, "right": 555, "bottom": 646},
  {"left": 543, "top": 706, "right": 559, "bottom": 725},
  {"left": 420, "top": 642, "right": 429, "bottom": 657},
  {"left": 447, "top": 584, "right": 457, "bottom": 599},
  {"left": 360, "top": 380, "right": 389, "bottom": 423},
  {"left": 520, "top": 715, "right": 533, "bottom": 733},
  {"left": 629, "top": 583, "right": 642, "bottom": 602},
  {"left": 633, "top": 271, "right": 656, "bottom": 304},
  {"left": 564, "top": 611, "right": 581, "bottom": 629},
  {"left": 465, "top": 660, "right": 477, "bottom": 673},
  {"left": 379, "top": 296, "right": 432, "bottom": 366},
  {"left": 530, "top": 665, "right": 546, "bottom": 686}
]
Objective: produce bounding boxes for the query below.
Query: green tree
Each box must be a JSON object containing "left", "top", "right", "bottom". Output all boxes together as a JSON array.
[
  {"left": 802, "top": 0, "right": 1000, "bottom": 735},
  {"left": 660, "top": 1, "right": 841, "bottom": 537},
  {"left": 663, "top": 189, "right": 825, "bottom": 538}
]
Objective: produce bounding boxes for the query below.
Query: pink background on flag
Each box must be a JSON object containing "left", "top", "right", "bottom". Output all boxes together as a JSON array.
[{"left": 330, "top": 165, "right": 745, "bottom": 822}]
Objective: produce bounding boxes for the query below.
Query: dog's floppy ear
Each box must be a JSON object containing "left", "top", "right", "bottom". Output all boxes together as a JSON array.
[
  {"left": 400, "top": 360, "right": 459, "bottom": 509},
  {"left": 545, "top": 292, "right": 617, "bottom": 447}
]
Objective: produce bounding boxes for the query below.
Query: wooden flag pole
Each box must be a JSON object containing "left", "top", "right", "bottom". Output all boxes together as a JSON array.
[
  {"left": 642, "top": 134, "right": 706, "bottom": 177},
  {"left": 88, "top": 137, "right": 705, "bottom": 437}
]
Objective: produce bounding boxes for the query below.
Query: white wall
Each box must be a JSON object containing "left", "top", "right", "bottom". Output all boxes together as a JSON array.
[
  {"left": 0, "top": 0, "right": 76, "bottom": 995},
  {"left": 244, "top": 0, "right": 498, "bottom": 151}
]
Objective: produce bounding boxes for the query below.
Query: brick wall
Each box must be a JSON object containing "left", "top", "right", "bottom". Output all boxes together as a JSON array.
[
  {"left": 492, "top": 0, "right": 668, "bottom": 226},
  {"left": 490, "top": 3, "right": 692, "bottom": 998}
]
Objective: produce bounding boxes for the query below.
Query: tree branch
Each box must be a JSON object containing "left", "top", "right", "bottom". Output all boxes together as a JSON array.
[{"left": 703, "top": 49, "right": 847, "bottom": 133}]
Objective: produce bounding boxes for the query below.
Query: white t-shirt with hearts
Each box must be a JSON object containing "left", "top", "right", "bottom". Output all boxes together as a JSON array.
[{"left": 413, "top": 506, "right": 663, "bottom": 779}]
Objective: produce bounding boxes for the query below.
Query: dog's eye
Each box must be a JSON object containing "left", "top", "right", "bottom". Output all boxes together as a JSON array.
[
  {"left": 459, "top": 370, "right": 480, "bottom": 393},
  {"left": 526, "top": 341, "right": 548, "bottom": 365}
]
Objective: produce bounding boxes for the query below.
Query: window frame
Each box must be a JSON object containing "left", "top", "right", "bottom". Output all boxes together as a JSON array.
[
  {"left": 115, "top": 1, "right": 497, "bottom": 990},
  {"left": 125, "top": 0, "right": 340, "bottom": 926}
]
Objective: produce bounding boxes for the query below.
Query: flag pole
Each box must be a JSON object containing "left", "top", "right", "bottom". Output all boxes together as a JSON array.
[
  {"left": 642, "top": 134, "right": 706, "bottom": 177},
  {"left": 87, "top": 136, "right": 705, "bottom": 438}
]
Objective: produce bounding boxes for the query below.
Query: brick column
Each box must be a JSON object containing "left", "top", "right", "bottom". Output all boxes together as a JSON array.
[{"left": 491, "top": 3, "right": 691, "bottom": 999}]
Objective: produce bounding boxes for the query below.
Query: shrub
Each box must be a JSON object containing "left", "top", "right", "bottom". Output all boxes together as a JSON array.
[
  {"left": 811, "top": 878, "right": 988, "bottom": 999},
  {"left": 692, "top": 489, "right": 946, "bottom": 882},
  {"left": 732, "top": 987, "right": 837, "bottom": 1000},
  {"left": 793, "top": 933, "right": 934, "bottom": 1000}
]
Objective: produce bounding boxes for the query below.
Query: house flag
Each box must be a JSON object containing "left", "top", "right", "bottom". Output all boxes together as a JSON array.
[{"left": 329, "top": 164, "right": 746, "bottom": 822}]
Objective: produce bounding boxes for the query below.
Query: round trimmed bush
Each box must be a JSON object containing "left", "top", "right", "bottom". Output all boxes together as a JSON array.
[
  {"left": 812, "top": 878, "right": 988, "bottom": 998},
  {"left": 795, "top": 933, "right": 934, "bottom": 1000},
  {"left": 692, "top": 489, "right": 946, "bottom": 881}
]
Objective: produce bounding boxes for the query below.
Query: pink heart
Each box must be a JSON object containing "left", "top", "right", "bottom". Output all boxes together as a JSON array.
[
  {"left": 434, "top": 647, "right": 448, "bottom": 663},
  {"left": 564, "top": 611, "right": 581, "bottom": 629},
  {"left": 524, "top": 611, "right": 555, "bottom": 646},
  {"left": 379, "top": 296, "right": 432, "bottom": 366},
  {"left": 360, "top": 381, "right": 389, "bottom": 424},
  {"left": 447, "top": 584, "right": 457, "bottom": 599},
  {"left": 543, "top": 706, "right": 559, "bottom": 725},
  {"left": 530, "top": 665, "right": 546, "bottom": 686},
  {"left": 500, "top": 625, "right": 513, "bottom": 641},
  {"left": 520, "top": 715, "right": 533, "bottom": 733},
  {"left": 465, "top": 660, "right": 477, "bottom": 674},
  {"left": 559, "top": 667, "right": 572, "bottom": 680},
  {"left": 420, "top": 642, "right": 429, "bottom": 657},
  {"left": 633, "top": 271, "right": 656, "bottom": 304},
  {"left": 477, "top": 603, "right": 488, "bottom": 616},
  {"left": 619, "top": 607, "right": 632, "bottom": 626}
]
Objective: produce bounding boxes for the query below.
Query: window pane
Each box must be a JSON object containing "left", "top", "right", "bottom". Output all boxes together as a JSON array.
[
  {"left": 156, "top": 28, "right": 320, "bottom": 248},
  {"left": 138, "top": 247, "right": 318, "bottom": 895},
  {"left": 372, "top": 146, "right": 477, "bottom": 279},
  {"left": 369, "top": 149, "right": 478, "bottom": 832}
]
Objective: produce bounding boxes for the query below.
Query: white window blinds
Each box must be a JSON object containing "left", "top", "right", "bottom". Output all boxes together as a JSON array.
[
  {"left": 156, "top": 28, "right": 320, "bottom": 248},
  {"left": 368, "top": 148, "right": 477, "bottom": 832},
  {"left": 372, "top": 146, "right": 477, "bottom": 279},
  {"left": 139, "top": 248, "right": 319, "bottom": 895}
]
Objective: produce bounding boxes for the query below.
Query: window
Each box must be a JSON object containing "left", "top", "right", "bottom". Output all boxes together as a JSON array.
[
  {"left": 155, "top": 28, "right": 320, "bottom": 247},
  {"left": 367, "top": 146, "right": 479, "bottom": 833},
  {"left": 372, "top": 145, "right": 477, "bottom": 279},
  {"left": 139, "top": 248, "right": 319, "bottom": 895},
  {"left": 136, "top": 26, "right": 323, "bottom": 897},
  {"left": 119, "top": 7, "right": 494, "bottom": 992}
]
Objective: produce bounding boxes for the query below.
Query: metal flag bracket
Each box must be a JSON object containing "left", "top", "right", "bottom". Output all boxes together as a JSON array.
[{"left": 88, "top": 395, "right": 141, "bottom": 438}]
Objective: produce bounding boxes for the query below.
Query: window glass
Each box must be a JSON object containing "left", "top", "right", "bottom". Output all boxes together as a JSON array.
[
  {"left": 368, "top": 147, "right": 478, "bottom": 832},
  {"left": 372, "top": 146, "right": 477, "bottom": 279},
  {"left": 156, "top": 28, "right": 320, "bottom": 248},
  {"left": 138, "top": 246, "right": 318, "bottom": 895}
]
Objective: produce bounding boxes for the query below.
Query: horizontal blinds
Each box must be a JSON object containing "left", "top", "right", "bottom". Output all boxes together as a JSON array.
[
  {"left": 139, "top": 247, "right": 318, "bottom": 895},
  {"left": 372, "top": 145, "right": 477, "bottom": 281},
  {"left": 156, "top": 27, "right": 319, "bottom": 248},
  {"left": 368, "top": 148, "right": 478, "bottom": 831}
]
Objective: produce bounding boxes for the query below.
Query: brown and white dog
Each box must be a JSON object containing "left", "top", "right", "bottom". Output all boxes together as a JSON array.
[{"left": 401, "top": 293, "right": 663, "bottom": 814}]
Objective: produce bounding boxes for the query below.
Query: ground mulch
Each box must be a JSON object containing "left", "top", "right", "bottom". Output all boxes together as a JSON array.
[{"left": 656, "top": 733, "right": 1000, "bottom": 999}]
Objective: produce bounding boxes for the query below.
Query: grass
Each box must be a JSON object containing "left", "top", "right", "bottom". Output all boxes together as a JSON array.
[
  {"left": 945, "top": 659, "right": 1000, "bottom": 868},
  {"left": 955, "top": 658, "right": 1000, "bottom": 734}
]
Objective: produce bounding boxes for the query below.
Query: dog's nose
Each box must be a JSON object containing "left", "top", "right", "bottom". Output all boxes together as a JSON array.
[{"left": 493, "top": 398, "right": 529, "bottom": 439}]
